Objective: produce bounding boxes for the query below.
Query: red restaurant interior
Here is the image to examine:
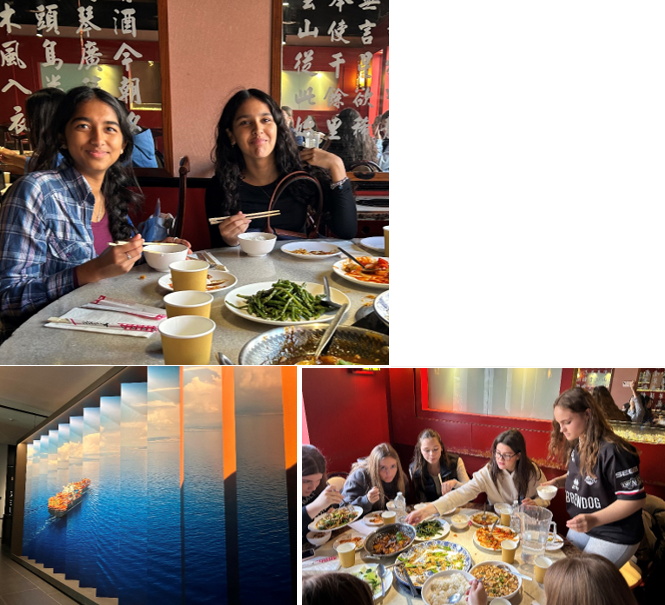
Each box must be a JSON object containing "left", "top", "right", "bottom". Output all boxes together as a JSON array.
[{"left": 302, "top": 368, "right": 665, "bottom": 531}]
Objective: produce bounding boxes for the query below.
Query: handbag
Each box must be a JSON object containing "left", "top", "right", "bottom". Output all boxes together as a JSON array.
[{"left": 263, "top": 171, "right": 324, "bottom": 239}]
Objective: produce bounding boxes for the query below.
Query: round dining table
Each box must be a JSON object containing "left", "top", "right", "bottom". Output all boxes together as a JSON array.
[
  {"left": 303, "top": 506, "right": 571, "bottom": 605},
  {"left": 0, "top": 239, "right": 388, "bottom": 365}
]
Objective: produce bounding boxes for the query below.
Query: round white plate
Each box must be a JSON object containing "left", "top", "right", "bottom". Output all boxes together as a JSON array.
[
  {"left": 348, "top": 563, "right": 393, "bottom": 602},
  {"left": 157, "top": 269, "right": 237, "bottom": 293},
  {"left": 224, "top": 281, "right": 350, "bottom": 326},
  {"left": 332, "top": 257, "right": 389, "bottom": 290},
  {"left": 360, "top": 236, "right": 385, "bottom": 253},
  {"left": 472, "top": 525, "right": 519, "bottom": 553},
  {"left": 546, "top": 532, "right": 564, "bottom": 551},
  {"left": 332, "top": 531, "right": 366, "bottom": 552},
  {"left": 308, "top": 505, "right": 363, "bottom": 533},
  {"left": 437, "top": 507, "right": 459, "bottom": 516},
  {"left": 470, "top": 511, "right": 499, "bottom": 528},
  {"left": 414, "top": 518, "right": 450, "bottom": 542},
  {"left": 363, "top": 512, "right": 384, "bottom": 527},
  {"left": 281, "top": 241, "right": 341, "bottom": 260},
  {"left": 373, "top": 290, "right": 389, "bottom": 325},
  {"left": 469, "top": 560, "right": 522, "bottom": 601}
]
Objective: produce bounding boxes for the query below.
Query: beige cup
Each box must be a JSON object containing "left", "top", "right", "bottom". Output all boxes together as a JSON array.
[
  {"left": 535, "top": 555, "right": 552, "bottom": 583},
  {"left": 159, "top": 316, "right": 215, "bottom": 365},
  {"left": 336, "top": 542, "right": 356, "bottom": 568},
  {"left": 381, "top": 511, "right": 396, "bottom": 525},
  {"left": 164, "top": 290, "right": 213, "bottom": 318},
  {"left": 499, "top": 508, "right": 512, "bottom": 527},
  {"left": 383, "top": 225, "right": 389, "bottom": 256},
  {"left": 170, "top": 260, "right": 209, "bottom": 292},
  {"left": 501, "top": 539, "right": 518, "bottom": 564}
]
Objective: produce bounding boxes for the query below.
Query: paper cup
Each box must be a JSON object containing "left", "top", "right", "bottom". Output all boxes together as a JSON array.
[
  {"left": 381, "top": 511, "right": 396, "bottom": 525},
  {"left": 170, "top": 260, "right": 209, "bottom": 292},
  {"left": 164, "top": 290, "right": 213, "bottom": 318},
  {"left": 535, "top": 555, "right": 552, "bottom": 583},
  {"left": 159, "top": 316, "right": 215, "bottom": 365},
  {"left": 335, "top": 542, "right": 356, "bottom": 568},
  {"left": 501, "top": 539, "right": 518, "bottom": 564},
  {"left": 383, "top": 225, "right": 389, "bottom": 256}
]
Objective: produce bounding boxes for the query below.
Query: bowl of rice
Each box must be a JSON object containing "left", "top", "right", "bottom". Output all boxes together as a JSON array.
[{"left": 422, "top": 570, "right": 475, "bottom": 605}]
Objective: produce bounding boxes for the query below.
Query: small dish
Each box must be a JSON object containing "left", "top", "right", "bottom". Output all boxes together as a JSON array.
[
  {"left": 306, "top": 530, "right": 331, "bottom": 547},
  {"left": 158, "top": 269, "right": 237, "bottom": 293},
  {"left": 363, "top": 512, "right": 384, "bottom": 527},
  {"left": 546, "top": 532, "right": 564, "bottom": 551},
  {"left": 281, "top": 241, "right": 342, "bottom": 259},
  {"left": 360, "top": 236, "right": 385, "bottom": 253},
  {"left": 450, "top": 513, "right": 470, "bottom": 531},
  {"left": 238, "top": 232, "right": 277, "bottom": 257},
  {"left": 332, "top": 532, "right": 366, "bottom": 552},
  {"left": 537, "top": 485, "right": 558, "bottom": 500}
]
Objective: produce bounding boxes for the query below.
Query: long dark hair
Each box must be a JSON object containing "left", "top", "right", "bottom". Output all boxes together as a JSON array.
[
  {"left": 592, "top": 386, "right": 626, "bottom": 422},
  {"left": 549, "top": 387, "right": 638, "bottom": 478},
  {"left": 325, "top": 107, "right": 377, "bottom": 170},
  {"left": 410, "top": 428, "right": 451, "bottom": 491},
  {"left": 25, "top": 88, "right": 66, "bottom": 172},
  {"left": 35, "top": 86, "right": 142, "bottom": 242},
  {"left": 489, "top": 429, "right": 539, "bottom": 501},
  {"left": 302, "top": 445, "right": 327, "bottom": 501}
]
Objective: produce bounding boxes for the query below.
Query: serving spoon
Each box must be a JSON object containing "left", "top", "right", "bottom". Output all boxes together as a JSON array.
[
  {"left": 312, "top": 303, "right": 348, "bottom": 359},
  {"left": 337, "top": 248, "right": 379, "bottom": 272}
]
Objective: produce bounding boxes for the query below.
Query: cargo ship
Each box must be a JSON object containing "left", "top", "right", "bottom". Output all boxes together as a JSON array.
[{"left": 47, "top": 479, "right": 91, "bottom": 517}]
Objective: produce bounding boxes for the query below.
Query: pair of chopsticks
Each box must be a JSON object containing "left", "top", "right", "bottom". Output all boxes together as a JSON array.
[
  {"left": 108, "top": 241, "right": 182, "bottom": 246},
  {"left": 208, "top": 209, "right": 280, "bottom": 225}
]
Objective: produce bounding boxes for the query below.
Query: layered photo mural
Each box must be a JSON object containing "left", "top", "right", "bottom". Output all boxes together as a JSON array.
[{"left": 18, "top": 366, "right": 296, "bottom": 605}]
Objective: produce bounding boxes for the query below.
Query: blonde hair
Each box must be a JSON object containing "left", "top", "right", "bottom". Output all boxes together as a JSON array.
[{"left": 351, "top": 443, "right": 407, "bottom": 509}]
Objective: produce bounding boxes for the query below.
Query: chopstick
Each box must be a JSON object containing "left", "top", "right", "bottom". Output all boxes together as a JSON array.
[
  {"left": 208, "top": 210, "right": 281, "bottom": 225},
  {"left": 108, "top": 241, "right": 183, "bottom": 246}
]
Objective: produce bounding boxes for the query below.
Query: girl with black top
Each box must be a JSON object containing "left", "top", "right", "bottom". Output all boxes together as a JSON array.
[
  {"left": 410, "top": 428, "right": 470, "bottom": 503},
  {"left": 543, "top": 387, "right": 646, "bottom": 568},
  {"left": 302, "top": 445, "right": 343, "bottom": 537},
  {"left": 205, "top": 89, "right": 357, "bottom": 247}
]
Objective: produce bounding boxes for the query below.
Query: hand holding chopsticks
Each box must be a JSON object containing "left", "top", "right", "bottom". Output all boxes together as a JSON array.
[{"left": 208, "top": 209, "right": 280, "bottom": 225}]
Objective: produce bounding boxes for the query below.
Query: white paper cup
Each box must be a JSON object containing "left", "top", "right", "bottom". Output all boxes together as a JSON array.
[
  {"left": 381, "top": 511, "right": 396, "bottom": 524},
  {"left": 501, "top": 539, "right": 518, "bottom": 563},
  {"left": 159, "top": 316, "right": 215, "bottom": 365},
  {"left": 164, "top": 290, "right": 214, "bottom": 318},
  {"left": 535, "top": 555, "right": 553, "bottom": 583}
]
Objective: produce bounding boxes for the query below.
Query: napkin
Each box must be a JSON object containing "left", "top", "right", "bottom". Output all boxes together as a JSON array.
[
  {"left": 45, "top": 306, "right": 164, "bottom": 338},
  {"left": 301, "top": 555, "right": 341, "bottom": 574}
]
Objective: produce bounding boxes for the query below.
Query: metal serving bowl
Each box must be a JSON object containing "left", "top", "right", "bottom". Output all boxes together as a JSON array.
[
  {"left": 238, "top": 324, "right": 389, "bottom": 365},
  {"left": 364, "top": 522, "right": 417, "bottom": 560}
]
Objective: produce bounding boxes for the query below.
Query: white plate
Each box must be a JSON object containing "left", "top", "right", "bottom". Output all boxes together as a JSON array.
[
  {"left": 472, "top": 526, "right": 519, "bottom": 553},
  {"left": 224, "top": 281, "right": 350, "bottom": 326},
  {"left": 157, "top": 270, "right": 237, "bottom": 293},
  {"left": 438, "top": 507, "right": 459, "bottom": 516},
  {"left": 281, "top": 241, "right": 342, "bottom": 260},
  {"left": 348, "top": 563, "right": 393, "bottom": 602},
  {"left": 363, "top": 512, "right": 385, "bottom": 527},
  {"left": 332, "top": 531, "right": 366, "bottom": 552},
  {"left": 373, "top": 290, "right": 389, "bottom": 325},
  {"left": 414, "top": 518, "right": 450, "bottom": 542},
  {"left": 308, "top": 505, "right": 363, "bottom": 533},
  {"left": 332, "top": 257, "right": 389, "bottom": 290},
  {"left": 469, "top": 560, "right": 522, "bottom": 601},
  {"left": 360, "top": 236, "right": 385, "bottom": 253},
  {"left": 470, "top": 511, "right": 499, "bottom": 528},
  {"left": 546, "top": 532, "right": 564, "bottom": 551}
]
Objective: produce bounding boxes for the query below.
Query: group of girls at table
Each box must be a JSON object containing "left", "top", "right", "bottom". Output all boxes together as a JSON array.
[
  {"left": 303, "top": 387, "right": 647, "bottom": 571},
  {"left": 0, "top": 86, "right": 357, "bottom": 343}
]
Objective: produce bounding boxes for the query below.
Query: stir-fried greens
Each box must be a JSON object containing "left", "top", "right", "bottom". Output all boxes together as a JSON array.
[
  {"left": 315, "top": 507, "right": 359, "bottom": 530},
  {"left": 416, "top": 519, "right": 444, "bottom": 539}
]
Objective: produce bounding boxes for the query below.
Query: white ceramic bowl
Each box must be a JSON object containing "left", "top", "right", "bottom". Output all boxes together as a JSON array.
[
  {"left": 450, "top": 513, "right": 470, "bottom": 531},
  {"left": 469, "top": 560, "right": 522, "bottom": 601},
  {"left": 238, "top": 233, "right": 277, "bottom": 257},
  {"left": 421, "top": 570, "right": 475, "bottom": 605},
  {"left": 537, "top": 485, "right": 558, "bottom": 500},
  {"left": 143, "top": 243, "right": 188, "bottom": 272},
  {"left": 306, "top": 530, "right": 332, "bottom": 547}
]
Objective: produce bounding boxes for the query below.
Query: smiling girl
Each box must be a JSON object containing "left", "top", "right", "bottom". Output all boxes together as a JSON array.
[
  {"left": 410, "top": 428, "right": 469, "bottom": 503},
  {"left": 342, "top": 443, "right": 409, "bottom": 513},
  {"left": 543, "top": 387, "right": 645, "bottom": 568},
  {"left": 406, "top": 429, "right": 550, "bottom": 525}
]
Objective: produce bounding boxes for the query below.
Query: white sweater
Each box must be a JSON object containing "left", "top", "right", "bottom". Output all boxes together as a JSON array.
[{"left": 432, "top": 463, "right": 550, "bottom": 514}]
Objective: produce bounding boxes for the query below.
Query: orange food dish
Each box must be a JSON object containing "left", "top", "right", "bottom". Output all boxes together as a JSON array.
[
  {"left": 475, "top": 526, "right": 516, "bottom": 551},
  {"left": 342, "top": 257, "right": 389, "bottom": 285}
]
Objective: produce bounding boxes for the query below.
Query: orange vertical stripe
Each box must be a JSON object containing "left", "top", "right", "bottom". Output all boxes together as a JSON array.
[
  {"left": 179, "top": 366, "right": 184, "bottom": 488},
  {"left": 222, "top": 367, "right": 236, "bottom": 479},
  {"left": 281, "top": 367, "right": 297, "bottom": 470}
]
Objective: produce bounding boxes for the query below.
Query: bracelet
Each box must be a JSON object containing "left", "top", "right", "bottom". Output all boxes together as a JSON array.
[{"left": 330, "top": 176, "right": 349, "bottom": 190}]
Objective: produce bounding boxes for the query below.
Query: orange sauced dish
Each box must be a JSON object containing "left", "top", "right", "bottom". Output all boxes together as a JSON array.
[
  {"left": 342, "top": 257, "right": 389, "bottom": 285},
  {"left": 475, "top": 526, "right": 516, "bottom": 551},
  {"left": 372, "top": 530, "right": 411, "bottom": 555}
]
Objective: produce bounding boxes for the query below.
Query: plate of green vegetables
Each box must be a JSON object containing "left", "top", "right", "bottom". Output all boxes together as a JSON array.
[
  {"left": 224, "top": 280, "right": 350, "bottom": 326},
  {"left": 348, "top": 563, "right": 393, "bottom": 601},
  {"left": 414, "top": 518, "right": 450, "bottom": 542}
]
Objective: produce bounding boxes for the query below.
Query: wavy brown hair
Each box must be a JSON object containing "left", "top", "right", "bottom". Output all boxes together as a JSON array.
[
  {"left": 549, "top": 387, "right": 638, "bottom": 478},
  {"left": 410, "top": 428, "right": 450, "bottom": 491},
  {"left": 592, "top": 386, "right": 627, "bottom": 422},
  {"left": 489, "top": 429, "right": 539, "bottom": 501},
  {"left": 302, "top": 445, "right": 327, "bottom": 501},
  {"left": 351, "top": 443, "right": 407, "bottom": 509},
  {"left": 544, "top": 553, "right": 638, "bottom": 605},
  {"left": 303, "top": 572, "right": 373, "bottom": 605}
]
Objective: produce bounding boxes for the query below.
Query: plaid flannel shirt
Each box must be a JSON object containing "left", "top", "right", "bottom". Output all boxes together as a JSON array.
[{"left": 0, "top": 165, "right": 96, "bottom": 342}]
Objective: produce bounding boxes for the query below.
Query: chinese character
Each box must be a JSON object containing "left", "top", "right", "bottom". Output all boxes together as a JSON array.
[
  {"left": 36, "top": 4, "right": 60, "bottom": 35},
  {"left": 294, "top": 87, "right": 316, "bottom": 106},
  {"left": 1, "top": 79, "right": 32, "bottom": 95},
  {"left": 43, "top": 39, "right": 63, "bottom": 70},
  {"left": 329, "top": 0, "right": 353, "bottom": 12},
  {"left": 359, "top": 19, "right": 376, "bottom": 44},
  {"left": 114, "top": 8, "right": 137, "bottom": 37},
  {"left": 113, "top": 42, "right": 143, "bottom": 71},
  {"left": 45, "top": 74, "right": 62, "bottom": 89},
  {"left": 79, "top": 41, "right": 103, "bottom": 71},
  {"left": 0, "top": 3, "right": 21, "bottom": 35},
  {"left": 82, "top": 74, "right": 102, "bottom": 88},
  {"left": 327, "top": 116, "right": 342, "bottom": 141},
  {"left": 77, "top": 6, "right": 101, "bottom": 37},
  {"left": 359, "top": 0, "right": 380, "bottom": 9},
  {"left": 294, "top": 50, "right": 314, "bottom": 73},
  {"left": 352, "top": 87, "right": 373, "bottom": 107},
  {"left": 323, "top": 86, "right": 348, "bottom": 109},
  {"left": 127, "top": 111, "right": 141, "bottom": 129},
  {"left": 358, "top": 51, "right": 372, "bottom": 80},
  {"left": 303, "top": 0, "right": 316, "bottom": 8},
  {"left": 9, "top": 106, "right": 26, "bottom": 136},
  {"left": 351, "top": 115, "right": 371, "bottom": 137},
  {"left": 297, "top": 19, "right": 319, "bottom": 39},
  {"left": 328, "top": 20, "right": 350, "bottom": 44},
  {"left": 118, "top": 76, "right": 142, "bottom": 104},
  {"left": 1, "top": 41, "right": 26, "bottom": 69},
  {"left": 329, "top": 52, "right": 346, "bottom": 78}
]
